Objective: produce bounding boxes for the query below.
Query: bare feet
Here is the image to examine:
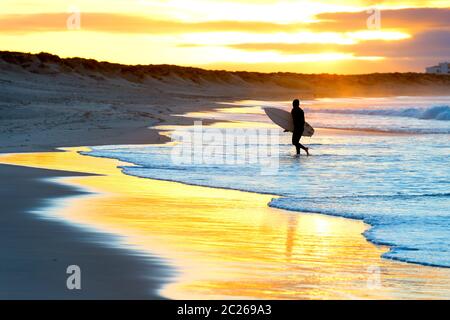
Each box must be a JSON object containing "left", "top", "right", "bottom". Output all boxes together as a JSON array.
[{"left": 305, "top": 147, "right": 310, "bottom": 156}]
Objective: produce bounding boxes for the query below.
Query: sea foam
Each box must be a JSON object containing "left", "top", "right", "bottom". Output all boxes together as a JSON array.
[{"left": 84, "top": 97, "right": 450, "bottom": 268}]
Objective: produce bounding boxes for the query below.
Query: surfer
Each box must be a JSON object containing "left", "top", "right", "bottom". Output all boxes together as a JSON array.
[{"left": 291, "top": 99, "right": 310, "bottom": 156}]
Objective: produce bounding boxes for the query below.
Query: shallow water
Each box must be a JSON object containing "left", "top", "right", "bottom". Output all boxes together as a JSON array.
[{"left": 85, "top": 96, "right": 450, "bottom": 268}]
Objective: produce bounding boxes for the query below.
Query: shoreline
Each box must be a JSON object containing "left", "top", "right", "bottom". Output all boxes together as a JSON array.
[
  {"left": 0, "top": 163, "right": 171, "bottom": 299},
  {"left": 1, "top": 89, "right": 449, "bottom": 298},
  {"left": 2, "top": 148, "right": 450, "bottom": 299}
]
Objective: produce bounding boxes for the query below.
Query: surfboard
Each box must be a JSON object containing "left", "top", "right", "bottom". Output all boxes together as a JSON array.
[{"left": 263, "top": 107, "right": 315, "bottom": 137}]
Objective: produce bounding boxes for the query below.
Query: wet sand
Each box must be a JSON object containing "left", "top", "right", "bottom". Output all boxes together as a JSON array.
[
  {"left": 2, "top": 148, "right": 450, "bottom": 299},
  {"left": 0, "top": 163, "right": 171, "bottom": 299}
]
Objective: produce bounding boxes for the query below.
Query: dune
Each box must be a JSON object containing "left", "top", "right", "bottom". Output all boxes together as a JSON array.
[{"left": 1, "top": 51, "right": 449, "bottom": 153}]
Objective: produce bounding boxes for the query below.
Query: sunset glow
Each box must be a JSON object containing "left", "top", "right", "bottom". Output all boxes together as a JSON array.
[
  {"left": 1, "top": 0, "right": 449, "bottom": 73},
  {"left": 2, "top": 147, "right": 450, "bottom": 299}
]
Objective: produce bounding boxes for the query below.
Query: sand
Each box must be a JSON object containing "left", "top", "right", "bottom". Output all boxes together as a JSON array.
[
  {"left": 2, "top": 51, "right": 450, "bottom": 153},
  {"left": 0, "top": 55, "right": 290, "bottom": 298},
  {"left": 2, "top": 148, "right": 450, "bottom": 299},
  {"left": 0, "top": 163, "right": 172, "bottom": 299},
  {"left": 2, "top": 52, "right": 450, "bottom": 299}
]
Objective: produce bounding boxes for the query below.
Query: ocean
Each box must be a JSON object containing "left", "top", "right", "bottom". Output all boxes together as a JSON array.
[{"left": 83, "top": 96, "right": 450, "bottom": 268}]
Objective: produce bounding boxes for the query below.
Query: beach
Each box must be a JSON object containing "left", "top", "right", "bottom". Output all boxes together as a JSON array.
[
  {"left": 0, "top": 163, "right": 170, "bottom": 299},
  {"left": 1, "top": 52, "right": 450, "bottom": 299},
  {"left": 1, "top": 130, "right": 450, "bottom": 299}
]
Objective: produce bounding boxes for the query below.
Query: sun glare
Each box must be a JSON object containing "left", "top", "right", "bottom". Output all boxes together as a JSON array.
[{"left": 0, "top": 0, "right": 447, "bottom": 72}]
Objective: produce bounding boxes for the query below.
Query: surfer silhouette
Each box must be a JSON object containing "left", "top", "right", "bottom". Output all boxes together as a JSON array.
[{"left": 291, "top": 99, "right": 310, "bottom": 156}]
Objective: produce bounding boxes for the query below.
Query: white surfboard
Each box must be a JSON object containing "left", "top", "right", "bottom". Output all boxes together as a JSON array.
[{"left": 264, "top": 107, "right": 315, "bottom": 137}]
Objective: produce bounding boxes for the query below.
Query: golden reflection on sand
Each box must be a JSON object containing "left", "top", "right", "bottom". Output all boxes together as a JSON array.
[{"left": 1, "top": 149, "right": 450, "bottom": 299}]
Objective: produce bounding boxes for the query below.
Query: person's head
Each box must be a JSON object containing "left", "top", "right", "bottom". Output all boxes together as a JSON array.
[{"left": 293, "top": 99, "right": 300, "bottom": 108}]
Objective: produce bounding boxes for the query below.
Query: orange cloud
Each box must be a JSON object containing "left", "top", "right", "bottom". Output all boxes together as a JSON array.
[
  {"left": 0, "top": 12, "right": 310, "bottom": 35},
  {"left": 313, "top": 8, "right": 450, "bottom": 32},
  {"left": 225, "top": 30, "right": 450, "bottom": 61},
  {"left": 2, "top": 7, "right": 447, "bottom": 37},
  {"left": 2, "top": 8, "right": 448, "bottom": 36}
]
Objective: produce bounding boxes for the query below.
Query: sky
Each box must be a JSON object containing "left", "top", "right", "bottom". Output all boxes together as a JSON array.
[{"left": 0, "top": 0, "right": 449, "bottom": 74}]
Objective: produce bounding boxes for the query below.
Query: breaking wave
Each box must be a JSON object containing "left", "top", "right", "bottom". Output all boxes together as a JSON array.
[{"left": 308, "top": 105, "right": 450, "bottom": 121}]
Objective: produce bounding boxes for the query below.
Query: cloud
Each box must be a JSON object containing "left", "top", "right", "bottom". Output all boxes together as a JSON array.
[
  {"left": 228, "top": 42, "right": 353, "bottom": 53},
  {"left": 225, "top": 30, "right": 450, "bottom": 61},
  {"left": 313, "top": 8, "right": 450, "bottom": 32},
  {"left": 0, "top": 12, "right": 309, "bottom": 34},
  {"left": 1, "top": 6, "right": 448, "bottom": 73},
  {"left": 351, "top": 30, "right": 450, "bottom": 58},
  {"left": 1, "top": 7, "right": 448, "bottom": 36}
]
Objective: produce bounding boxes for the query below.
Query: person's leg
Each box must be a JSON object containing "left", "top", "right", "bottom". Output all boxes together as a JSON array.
[
  {"left": 295, "top": 144, "right": 301, "bottom": 155},
  {"left": 292, "top": 131, "right": 301, "bottom": 155},
  {"left": 294, "top": 133, "right": 310, "bottom": 156},
  {"left": 298, "top": 142, "right": 309, "bottom": 156},
  {"left": 298, "top": 135, "right": 310, "bottom": 156}
]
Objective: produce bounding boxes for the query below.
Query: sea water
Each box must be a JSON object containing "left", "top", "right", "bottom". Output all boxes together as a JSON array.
[{"left": 84, "top": 96, "right": 450, "bottom": 268}]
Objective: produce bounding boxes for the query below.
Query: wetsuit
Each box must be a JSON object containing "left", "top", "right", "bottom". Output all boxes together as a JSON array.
[{"left": 291, "top": 106, "right": 307, "bottom": 155}]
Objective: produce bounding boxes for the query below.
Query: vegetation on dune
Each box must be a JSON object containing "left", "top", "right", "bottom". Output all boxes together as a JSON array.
[{"left": 1, "top": 51, "right": 449, "bottom": 97}]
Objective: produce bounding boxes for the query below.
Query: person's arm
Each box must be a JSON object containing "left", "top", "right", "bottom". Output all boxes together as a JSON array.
[
  {"left": 291, "top": 109, "right": 297, "bottom": 126},
  {"left": 300, "top": 110, "right": 305, "bottom": 127}
]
